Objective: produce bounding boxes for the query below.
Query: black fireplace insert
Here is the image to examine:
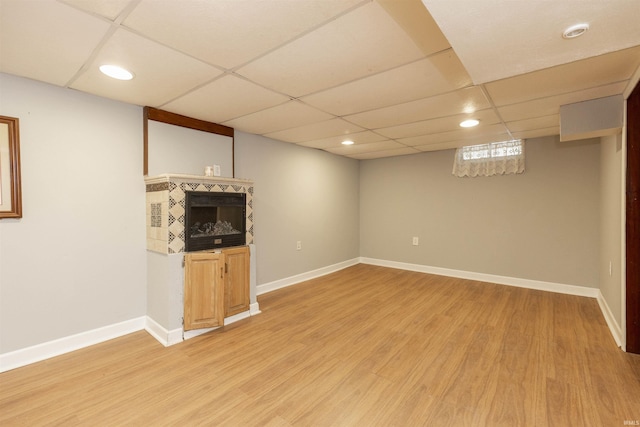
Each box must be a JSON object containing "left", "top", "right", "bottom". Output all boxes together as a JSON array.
[{"left": 184, "top": 191, "right": 246, "bottom": 252}]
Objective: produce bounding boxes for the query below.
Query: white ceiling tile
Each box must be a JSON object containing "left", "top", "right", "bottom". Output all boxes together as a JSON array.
[
  {"left": 512, "top": 127, "right": 560, "bottom": 141},
  {"left": 123, "top": 0, "right": 363, "bottom": 69},
  {"left": 326, "top": 140, "right": 405, "bottom": 155},
  {"left": 485, "top": 46, "right": 640, "bottom": 107},
  {"left": 236, "top": 1, "right": 424, "bottom": 98},
  {"left": 398, "top": 123, "right": 510, "bottom": 147},
  {"left": 0, "top": 0, "right": 110, "bottom": 86},
  {"left": 265, "top": 118, "right": 364, "bottom": 144},
  {"left": 161, "top": 74, "right": 290, "bottom": 124},
  {"left": 376, "top": 108, "right": 500, "bottom": 139},
  {"left": 345, "top": 86, "right": 490, "bottom": 129},
  {"left": 497, "top": 82, "right": 628, "bottom": 122},
  {"left": 60, "top": 0, "right": 133, "bottom": 20},
  {"left": 506, "top": 115, "right": 558, "bottom": 134},
  {"left": 4, "top": 0, "right": 639, "bottom": 161},
  {"left": 70, "top": 28, "right": 221, "bottom": 106},
  {"left": 413, "top": 141, "right": 463, "bottom": 152},
  {"left": 424, "top": 0, "right": 640, "bottom": 84},
  {"left": 223, "top": 101, "right": 333, "bottom": 135},
  {"left": 348, "top": 147, "right": 420, "bottom": 160},
  {"left": 301, "top": 50, "right": 472, "bottom": 116},
  {"left": 298, "top": 131, "right": 387, "bottom": 149}
]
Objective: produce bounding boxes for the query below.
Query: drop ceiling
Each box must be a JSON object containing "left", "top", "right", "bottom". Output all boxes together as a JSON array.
[{"left": 1, "top": 0, "right": 639, "bottom": 160}]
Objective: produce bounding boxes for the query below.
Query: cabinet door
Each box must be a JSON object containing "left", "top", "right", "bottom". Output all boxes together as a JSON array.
[
  {"left": 184, "top": 252, "right": 224, "bottom": 331},
  {"left": 223, "top": 246, "right": 250, "bottom": 317}
]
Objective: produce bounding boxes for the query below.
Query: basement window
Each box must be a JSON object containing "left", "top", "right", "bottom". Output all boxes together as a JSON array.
[{"left": 452, "top": 139, "right": 525, "bottom": 177}]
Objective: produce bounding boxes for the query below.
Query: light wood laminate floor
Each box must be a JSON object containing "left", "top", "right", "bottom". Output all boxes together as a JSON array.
[{"left": 1, "top": 264, "right": 639, "bottom": 426}]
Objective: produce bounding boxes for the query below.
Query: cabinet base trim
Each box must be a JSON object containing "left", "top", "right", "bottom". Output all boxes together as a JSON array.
[{"left": 183, "top": 326, "right": 220, "bottom": 341}]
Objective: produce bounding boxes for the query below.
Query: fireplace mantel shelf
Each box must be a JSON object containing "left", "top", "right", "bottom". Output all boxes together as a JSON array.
[{"left": 145, "top": 174, "right": 253, "bottom": 186}]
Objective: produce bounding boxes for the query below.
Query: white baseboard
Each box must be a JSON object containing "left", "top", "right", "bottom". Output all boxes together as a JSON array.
[
  {"left": 360, "top": 257, "right": 600, "bottom": 298},
  {"left": 250, "top": 302, "right": 261, "bottom": 315},
  {"left": 0, "top": 317, "right": 146, "bottom": 373},
  {"left": 2, "top": 258, "right": 623, "bottom": 372},
  {"left": 596, "top": 290, "right": 624, "bottom": 348},
  {"left": 144, "top": 317, "right": 183, "bottom": 347},
  {"left": 257, "top": 258, "right": 359, "bottom": 295},
  {"left": 359, "top": 257, "right": 629, "bottom": 348}
]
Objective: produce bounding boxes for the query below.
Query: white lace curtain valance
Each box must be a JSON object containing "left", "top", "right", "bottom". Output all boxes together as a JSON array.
[{"left": 452, "top": 139, "right": 525, "bottom": 178}]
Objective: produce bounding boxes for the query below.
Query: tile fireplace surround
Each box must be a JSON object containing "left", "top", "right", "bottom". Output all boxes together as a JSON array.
[{"left": 145, "top": 174, "right": 254, "bottom": 254}]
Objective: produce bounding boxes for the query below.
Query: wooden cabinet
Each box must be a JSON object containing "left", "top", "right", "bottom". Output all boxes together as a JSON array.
[
  {"left": 183, "top": 246, "right": 250, "bottom": 331},
  {"left": 183, "top": 251, "right": 225, "bottom": 331},
  {"left": 223, "top": 246, "right": 250, "bottom": 317}
]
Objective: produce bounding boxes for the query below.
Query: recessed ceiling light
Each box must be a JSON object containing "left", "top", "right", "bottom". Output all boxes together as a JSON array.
[
  {"left": 460, "top": 119, "right": 479, "bottom": 128},
  {"left": 562, "top": 23, "right": 589, "bottom": 39},
  {"left": 342, "top": 140, "right": 354, "bottom": 145},
  {"left": 99, "top": 64, "right": 134, "bottom": 80}
]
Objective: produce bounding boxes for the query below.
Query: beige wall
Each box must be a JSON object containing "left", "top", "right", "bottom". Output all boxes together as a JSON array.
[
  {"left": 599, "top": 134, "right": 624, "bottom": 330},
  {"left": 0, "top": 73, "right": 147, "bottom": 354},
  {"left": 235, "top": 132, "right": 360, "bottom": 285},
  {"left": 360, "top": 136, "right": 601, "bottom": 288},
  {"left": 0, "top": 70, "right": 614, "bottom": 359}
]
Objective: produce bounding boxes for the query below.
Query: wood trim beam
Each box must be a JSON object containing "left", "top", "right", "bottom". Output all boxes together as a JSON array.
[
  {"left": 145, "top": 107, "right": 234, "bottom": 137},
  {"left": 143, "top": 106, "right": 235, "bottom": 177}
]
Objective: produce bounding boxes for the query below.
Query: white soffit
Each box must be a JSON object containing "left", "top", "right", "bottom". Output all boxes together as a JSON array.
[
  {"left": 0, "top": 0, "right": 109, "bottom": 86},
  {"left": 375, "top": 0, "right": 450, "bottom": 56},
  {"left": 422, "top": 0, "right": 640, "bottom": 84}
]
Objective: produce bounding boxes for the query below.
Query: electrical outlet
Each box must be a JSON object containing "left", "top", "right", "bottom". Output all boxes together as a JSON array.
[
  {"left": 213, "top": 164, "right": 221, "bottom": 176},
  {"left": 412, "top": 237, "right": 419, "bottom": 246},
  {"left": 296, "top": 241, "right": 302, "bottom": 250}
]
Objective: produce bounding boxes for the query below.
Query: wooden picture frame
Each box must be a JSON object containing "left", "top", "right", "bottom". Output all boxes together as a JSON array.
[{"left": 0, "top": 115, "right": 22, "bottom": 219}]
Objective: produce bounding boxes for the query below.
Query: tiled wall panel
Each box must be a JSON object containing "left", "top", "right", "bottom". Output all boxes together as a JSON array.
[{"left": 145, "top": 175, "right": 254, "bottom": 254}]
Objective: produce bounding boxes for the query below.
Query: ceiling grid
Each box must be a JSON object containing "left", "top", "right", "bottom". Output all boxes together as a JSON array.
[{"left": 0, "top": 0, "right": 639, "bottom": 159}]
